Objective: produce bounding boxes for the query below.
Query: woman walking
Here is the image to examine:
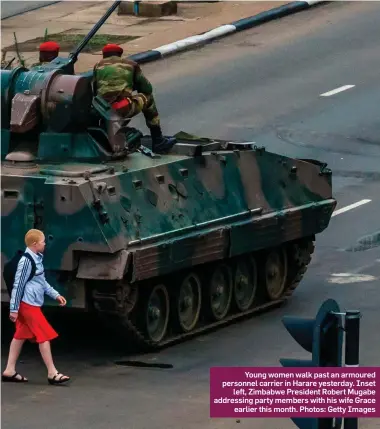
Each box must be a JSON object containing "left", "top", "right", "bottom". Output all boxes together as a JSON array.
[{"left": 2, "top": 229, "right": 70, "bottom": 385}]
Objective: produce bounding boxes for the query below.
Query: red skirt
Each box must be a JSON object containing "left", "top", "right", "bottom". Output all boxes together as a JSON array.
[{"left": 14, "top": 302, "right": 58, "bottom": 344}]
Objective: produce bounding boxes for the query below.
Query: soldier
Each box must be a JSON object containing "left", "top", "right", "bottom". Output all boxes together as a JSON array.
[
  {"left": 30, "top": 41, "right": 60, "bottom": 68},
  {"left": 93, "top": 43, "right": 176, "bottom": 154}
]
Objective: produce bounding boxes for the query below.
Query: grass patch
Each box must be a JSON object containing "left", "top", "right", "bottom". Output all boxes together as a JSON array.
[{"left": 5, "top": 32, "right": 139, "bottom": 53}]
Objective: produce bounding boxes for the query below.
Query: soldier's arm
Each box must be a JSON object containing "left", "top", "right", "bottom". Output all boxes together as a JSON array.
[{"left": 133, "top": 64, "right": 153, "bottom": 95}]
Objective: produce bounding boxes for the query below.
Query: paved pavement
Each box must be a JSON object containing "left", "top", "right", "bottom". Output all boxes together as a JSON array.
[
  {"left": 2, "top": 2, "right": 380, "bottom": 429},
  {"left": 1, "top": 1, "right": 59, "bottom": 20}
]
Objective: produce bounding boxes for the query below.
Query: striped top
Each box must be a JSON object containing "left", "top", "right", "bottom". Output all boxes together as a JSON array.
[{"left": 9, "top": 247, "right": 60, "bottom": 312}]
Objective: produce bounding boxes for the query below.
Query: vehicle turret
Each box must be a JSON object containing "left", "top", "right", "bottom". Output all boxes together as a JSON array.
[{"left": 0, "top": 1, "right": 140, "bottom": 165}]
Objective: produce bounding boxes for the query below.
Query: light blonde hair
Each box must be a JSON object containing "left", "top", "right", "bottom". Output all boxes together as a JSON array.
[{"left": 25, "top": 229, "right": 45, "bottom": 247}]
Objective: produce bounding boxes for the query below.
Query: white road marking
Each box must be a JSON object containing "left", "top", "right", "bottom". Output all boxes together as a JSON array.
[
  {"left": 320, "top": 85, "right": 355, "bottom": 97},
  {"left": 329, "top": 273, "right": 377, "bottom": 284},
  {"left": 332, "top": 199, "right": 371, "bottom": 217}
]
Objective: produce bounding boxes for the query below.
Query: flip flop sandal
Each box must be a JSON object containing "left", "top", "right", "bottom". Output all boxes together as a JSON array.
[
  {"left": 48, "top": 373, "right": 70, "bottom": 385},
  {"left": 2, "top": 372, "right": 28, "bottom": 383}
]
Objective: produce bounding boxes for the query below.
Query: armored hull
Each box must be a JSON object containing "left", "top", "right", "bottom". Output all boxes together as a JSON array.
[{"left": 1, "top": 134, "right": 336, "bottom": 349}]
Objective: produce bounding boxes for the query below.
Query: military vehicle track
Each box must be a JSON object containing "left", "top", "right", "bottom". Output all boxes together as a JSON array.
[{"left": 92, "top": 237, "right": 315, "bottom": 351}]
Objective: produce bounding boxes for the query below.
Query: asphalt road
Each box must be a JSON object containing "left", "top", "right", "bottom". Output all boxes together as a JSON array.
[
  {"left": 1, "top": 1, "right": 59, "bottom": 20},
  {"left": 2, "top": 2, "right": 380, "bottom": 429}
]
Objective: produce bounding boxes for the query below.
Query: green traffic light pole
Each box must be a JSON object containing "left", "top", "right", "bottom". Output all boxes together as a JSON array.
[{"left": 343, "top": 310, "right": 361, "bottom": 429}]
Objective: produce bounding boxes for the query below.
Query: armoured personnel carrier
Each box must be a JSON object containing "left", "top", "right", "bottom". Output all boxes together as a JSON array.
[{"left": 1, "top": 1, "right": 337, "bottom": 350}]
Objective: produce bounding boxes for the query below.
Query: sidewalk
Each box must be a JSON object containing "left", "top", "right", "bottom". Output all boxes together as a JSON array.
[{"left": 1, "top": 1, "right": 289, "bottom": 73}]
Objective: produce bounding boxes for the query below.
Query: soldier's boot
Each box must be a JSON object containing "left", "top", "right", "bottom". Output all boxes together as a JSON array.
[{"left": 150, "top": 125, "right": 176, "bottom": 154}]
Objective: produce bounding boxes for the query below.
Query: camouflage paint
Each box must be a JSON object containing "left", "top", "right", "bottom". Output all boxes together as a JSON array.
[{"left": 2, "top": 137, "right": 335, "bottom": 305}]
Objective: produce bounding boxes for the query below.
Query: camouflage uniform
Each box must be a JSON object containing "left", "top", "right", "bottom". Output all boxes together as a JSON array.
[{"left": 93, "top": 56, "right": 160, "bottom": 129}]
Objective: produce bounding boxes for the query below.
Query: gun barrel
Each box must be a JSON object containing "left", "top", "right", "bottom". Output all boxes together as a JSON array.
[{"left": 69, "top": 0, "right": 122, "bottom": 62}]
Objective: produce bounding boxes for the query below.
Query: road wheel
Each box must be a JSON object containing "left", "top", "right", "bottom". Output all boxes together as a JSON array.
[
  {"left": 208, "top": 263, "right": 233, "bottom": 321},
  {"left": 233, "top": 255, "right": 258, "bottom": 312},
  {"left": 263, "top": 247, "right": 288, "bottom": 300},
  {"left": 141, "top": 284, "right": 170, "bottom": 344},
  {"left": 174, "top": 272, "right": 202, "bottom": 333}
]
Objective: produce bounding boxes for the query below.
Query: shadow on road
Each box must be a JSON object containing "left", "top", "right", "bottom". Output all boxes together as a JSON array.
[{"left": 1, "top": 304, "right": 141, "bottom": 366}]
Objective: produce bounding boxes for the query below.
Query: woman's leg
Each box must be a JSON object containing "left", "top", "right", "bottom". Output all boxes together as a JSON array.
[
  {"left": 3, "top": 338, "right": 27, "bottom": 380},
  {"left": 39, "top": 341, "right": 69, "bottom": 381}
]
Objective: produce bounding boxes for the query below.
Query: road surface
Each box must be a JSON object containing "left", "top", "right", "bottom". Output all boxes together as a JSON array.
[
  {"left": 1, "top": 1, "right": 59, "bottom": 20},
  {"left": 2, "top": 2, "right": 380, "bottom": 429}
]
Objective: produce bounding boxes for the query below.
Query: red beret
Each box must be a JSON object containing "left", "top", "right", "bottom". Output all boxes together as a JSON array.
[
  {"left": 102, "top": 44, "right": 123, "bottom": 55},
  {"left": 39, "top": 41, "right": 60, "bottom": 52}
]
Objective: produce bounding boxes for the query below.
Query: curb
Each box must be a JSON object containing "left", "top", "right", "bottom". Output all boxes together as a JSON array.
[{"left": 129, "top": 0, "right": 328, "bottom": 64}]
